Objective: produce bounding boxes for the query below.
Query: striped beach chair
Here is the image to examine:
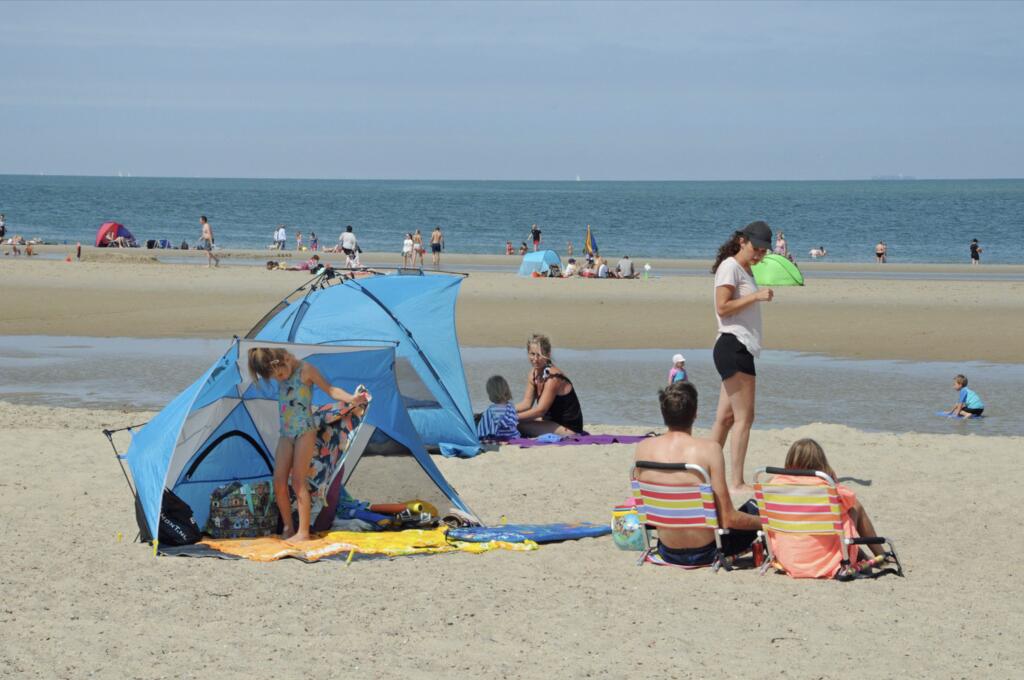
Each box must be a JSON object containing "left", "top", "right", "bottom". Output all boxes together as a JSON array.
[
  {"left": 753, "top": 467, "right": 904, "bottom": 580},
  {"left": 631, "top": 461, "right": 741, "bottom": 572}
]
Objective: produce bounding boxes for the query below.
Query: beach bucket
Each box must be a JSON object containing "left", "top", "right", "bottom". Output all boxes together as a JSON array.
[{"left": 611, "top": 498, "right": 644, "bottom": 551}]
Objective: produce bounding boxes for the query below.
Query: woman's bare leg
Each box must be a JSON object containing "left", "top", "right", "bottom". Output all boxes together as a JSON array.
[
  {"left": 517, "top": 419, "right": 575, "bottom": 437},
  {"left": 273, "top": 438, "right": 295, "bottom": 536},
  {"left": 849, "top": 505, "right": 885, "bottom": 557},
  {"left": 710, "top": 382, "right": 735, "bottom": 449},
  {"left": 721, "top": 372, "right": 757, "bottom": 493},
  {"left": 287, "top": 430, "right": 317, "bottom": 542}
]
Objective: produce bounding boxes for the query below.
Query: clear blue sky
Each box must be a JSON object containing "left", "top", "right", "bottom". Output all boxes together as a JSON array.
[{"left": 3, "top": 1, "right": 1022, "bottom": 180}]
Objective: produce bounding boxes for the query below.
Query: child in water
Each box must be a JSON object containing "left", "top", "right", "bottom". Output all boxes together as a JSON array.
[
  {"left": 248, "top": 347, "right": 369, "bottom": 542},
  {"left": 476, "top": 375, "right": 520, "bottom": 441},
  {"left": 948, "top": 374, "right": 985, "bottom": 418},
  {"left": 667, "top": 353, "right": 687, "bottom": 384}
]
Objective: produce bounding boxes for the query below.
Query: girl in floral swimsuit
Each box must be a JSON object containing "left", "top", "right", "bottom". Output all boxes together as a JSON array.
[{"left": 248, "top": 348, "right": 369, "bottom": 542}]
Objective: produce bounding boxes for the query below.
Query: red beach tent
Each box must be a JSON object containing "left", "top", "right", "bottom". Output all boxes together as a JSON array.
[{"left": 95, "top": 222, "right": 135, "bottom": 247}]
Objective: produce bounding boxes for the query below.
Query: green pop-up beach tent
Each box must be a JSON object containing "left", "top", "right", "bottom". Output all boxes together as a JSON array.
[{"left": 752, "top": 254, "right": 804, "bottom": 286}]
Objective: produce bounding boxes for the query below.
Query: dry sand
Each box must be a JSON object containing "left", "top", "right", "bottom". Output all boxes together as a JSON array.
[
  {"left": 2, "top": 250, "right": 1022, "bottom": 678},
  {"left": 0, "top": 401, "right": 1020, "bottom": 678},
  {"left": 3, "top": 252, "right": 1024, "bottom": 361}
]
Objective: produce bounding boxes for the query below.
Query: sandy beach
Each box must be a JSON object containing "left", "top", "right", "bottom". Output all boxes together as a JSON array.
[
  {"left": 3, "top": 248, "right": 1024, "bottom": 361},
  {"left": 1, "top": 401, "right": 1021, "bottom": 678},
  {"left": 2, "top": 250, "right": 1022, "bottom": 678}
]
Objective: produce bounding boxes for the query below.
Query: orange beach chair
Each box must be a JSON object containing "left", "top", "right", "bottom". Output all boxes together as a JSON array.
[{"left": 753, "top": 467, "right": 904, "bottom": 580}]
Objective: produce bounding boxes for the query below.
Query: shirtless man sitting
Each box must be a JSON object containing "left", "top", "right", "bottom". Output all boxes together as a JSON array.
[{"left": 633, "top": 381, "right": 762, "bottom": 567}]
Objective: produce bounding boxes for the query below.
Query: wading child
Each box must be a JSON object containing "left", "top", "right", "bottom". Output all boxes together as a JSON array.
[
  {"left": 248, "top": 347, "right": 369, "bottom": 542},
  {"left": 476, "top": 375, "right": 520, "bottom": 441},
  {"left": 668, "top": 353, "right": 687, "bottom": 384},
  {"left": 948, "top": 374, "right": 985, "bottom": 418}
]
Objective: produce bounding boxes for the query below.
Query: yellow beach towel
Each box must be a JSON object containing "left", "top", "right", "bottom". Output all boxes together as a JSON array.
[{"left": 200, "top": 527, "right": 538, "bottom": 562}]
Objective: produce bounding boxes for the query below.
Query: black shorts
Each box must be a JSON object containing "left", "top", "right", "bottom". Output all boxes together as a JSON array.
[
  {"left": 431, "top": 243, "right": 441, "bottom": 253},
  {"left": 656, "top": 500, "right": 760, "bottom": 566},
  {"left": 963, "top": 406, "right": 984, "bottom": 416},
  {"left": 342, "top": 247, "right": 354, "bottom": 256},
  {"left": 713, "top": 333, "right": 756, "bottom": 380}
]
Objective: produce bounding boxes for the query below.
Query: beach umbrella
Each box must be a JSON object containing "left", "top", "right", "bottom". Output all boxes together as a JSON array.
[
  {"left": 752, "top": 254, "right": 804, "bottom": 286},
  {"left": 583, "top": 224, "right": 599, "bottom": 256}
]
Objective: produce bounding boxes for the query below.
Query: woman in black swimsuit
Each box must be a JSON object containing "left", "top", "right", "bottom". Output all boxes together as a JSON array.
[{"left": 515, "top": 334, "right": 584, "bottom": 436}]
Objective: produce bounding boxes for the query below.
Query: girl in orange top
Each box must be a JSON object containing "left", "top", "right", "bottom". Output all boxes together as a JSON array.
[{"left": 769, "top": 439, "right": 887, "bottom": 578}]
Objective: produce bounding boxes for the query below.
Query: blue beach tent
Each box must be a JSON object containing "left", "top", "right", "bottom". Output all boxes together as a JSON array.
[
  {"left": 249, "top": 274, "right": 480, "bottom": 457},
  {"left": 125, "top": 339, "right": 475, "bottom": 540},
  {"left": 518, "top": 250, "right": 561, "bottom": 277}
]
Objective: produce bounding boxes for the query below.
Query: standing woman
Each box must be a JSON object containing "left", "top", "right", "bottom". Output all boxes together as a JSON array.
[{"left": 710, "top": 221, "right": 774, "bottom": 493}]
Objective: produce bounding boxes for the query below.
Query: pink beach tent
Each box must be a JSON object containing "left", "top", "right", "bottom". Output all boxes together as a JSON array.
[{"left": 95, "top": 221, "right": 136, "bottom": 247}]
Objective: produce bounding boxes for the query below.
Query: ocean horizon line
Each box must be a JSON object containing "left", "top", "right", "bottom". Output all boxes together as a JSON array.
[{"left": 2, "top": 173, "right": 1023, "bottom": 184}]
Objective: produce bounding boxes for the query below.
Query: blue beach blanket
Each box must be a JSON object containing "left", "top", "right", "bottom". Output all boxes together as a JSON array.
[{"left": 448, "top": 522, "right": 611, "bottom": 544}]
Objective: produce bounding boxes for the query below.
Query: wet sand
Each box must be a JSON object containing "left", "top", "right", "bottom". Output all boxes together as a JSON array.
[
  {"left": 0, "top": 401, "right": 1020, "bottom": 678},
  {"left": 2, "top": 251, "right": 1023, "bottom": 361}
]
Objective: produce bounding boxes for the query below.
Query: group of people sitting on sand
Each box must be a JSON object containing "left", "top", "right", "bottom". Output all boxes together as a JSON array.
[
  {"left": 559, "top": 254, "right": 640, "bottom": 279},
  {"left": 476, "top": 334, "right": 585, "bottom": 441},
  {"left": 633, "top": 381, "right": 889, "bottom": 576}
]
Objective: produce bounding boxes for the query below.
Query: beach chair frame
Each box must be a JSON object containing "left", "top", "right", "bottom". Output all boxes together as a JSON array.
[
  {"left": 753, "top": 467, "right": 904, "bottom": 580},
  {"left": 630, "top": 460, "right": 736, "bottom": 572}
]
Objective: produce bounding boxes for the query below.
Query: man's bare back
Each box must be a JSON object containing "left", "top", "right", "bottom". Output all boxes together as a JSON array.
[{"left": 634, "top": 429, "right": 760, "bottom": 549}]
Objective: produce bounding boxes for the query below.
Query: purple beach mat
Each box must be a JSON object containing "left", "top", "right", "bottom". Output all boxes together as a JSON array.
[{"left": 506, "top": 433, "right": 654, "bottom": 448}]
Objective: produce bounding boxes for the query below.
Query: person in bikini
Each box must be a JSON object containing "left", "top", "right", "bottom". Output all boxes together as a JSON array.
[
  {"left": 633, "top": 381, "right": 762, "bottom": 566},
  {"left": 515, "top": 333, "right": 584, "bottom": 436}
]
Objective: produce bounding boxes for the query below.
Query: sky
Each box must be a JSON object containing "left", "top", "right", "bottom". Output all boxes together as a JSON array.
[{"left": 2, "top": 0, "right": 1023, "bottom": 180}]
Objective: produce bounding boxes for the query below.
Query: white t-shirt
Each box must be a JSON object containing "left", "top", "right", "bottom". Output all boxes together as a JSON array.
[
  {"left": 341, "top": 232, "right": 357, "bottom": 250},
  {"left": 714, "top": 257, "right": 762, "bottom": 357},
  {"left": 277, "top": 227, "right": 286, "bottom": 242},
  {"left": 617, "top": 258, "right": 634, "bottom": 277},
  {"left": 402, "top": 237, "right": 413, "bottom": 254},
  {"left": 597, "top": 263, "right": 609, "bottom": 278}
]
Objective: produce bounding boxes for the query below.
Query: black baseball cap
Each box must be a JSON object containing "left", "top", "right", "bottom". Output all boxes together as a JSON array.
[{"left": 740, "top": 220, "right": 773, "bottom": 249}]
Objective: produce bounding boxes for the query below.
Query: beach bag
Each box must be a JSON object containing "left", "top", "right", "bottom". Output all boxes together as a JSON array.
[
  {"left": 206, "top": 481, "right": 279, "bottom": 539},
  {"left": 611, "top": 498, "right": 644, "bottom": 551},
  {"left": 155, "top": 489, "right": 201, "bottom": 546}
]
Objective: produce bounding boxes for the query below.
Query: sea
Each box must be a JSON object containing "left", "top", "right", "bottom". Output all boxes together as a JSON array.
[
  {"left": 1, "top": 337, "right": 1018, "bottom": 438},
  {"left": 2, "top": 175, "right": 1022, "bottom": 263}
]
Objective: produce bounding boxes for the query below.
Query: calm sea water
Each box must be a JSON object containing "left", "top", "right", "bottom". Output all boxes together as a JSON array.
[
  {"left": 1, "top": 175, "right": 1022, "bottom": 263},
  {"left": 0, "top": 337, "right": 1018, "bottom": 438}
]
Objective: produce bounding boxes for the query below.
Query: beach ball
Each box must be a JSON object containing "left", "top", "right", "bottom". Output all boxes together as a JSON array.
[{"left": 611, "top": 504, "right": 645, "bottom": 551}]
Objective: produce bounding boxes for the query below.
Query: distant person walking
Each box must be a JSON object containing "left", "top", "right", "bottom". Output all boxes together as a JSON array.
[
  {"left": 530, "top": 224, "right": 542, "bottom": 251},
  {"left": 970, "top": 239, "right": 982, "bottom": 265},
  {"left": 402, "top": 232, "right": 414, "bottom": 267},
  {"left": 340, "top": 225, "right": 357, "bottom": 257},
  {"left": 875, "top": 241, "right": 887, "bottom": 263},
  {"left": 296, "top": 230, "right": 303, "bottom": 251},
  {"left": 430, "top": 225, "right": 444, "bottom": 268},
  {"left": 710, "top": 220, "right": 775, "bottom": 494},
  {"left": 774, "top": 231, "right": 787, "bottom": 258},
  {"left": 413, "top": 229, "right": 425, "bottom": 267},
  {"left": 276, "top": 225, "right": 287, "bottom": 251},
  {"left": 199, "top": 215, "right": 220, "bottom": 268},
  {"left": 310, "top": 231, "right": 318, "bottom": 252}
]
